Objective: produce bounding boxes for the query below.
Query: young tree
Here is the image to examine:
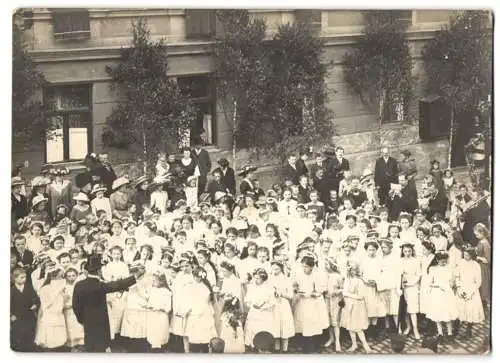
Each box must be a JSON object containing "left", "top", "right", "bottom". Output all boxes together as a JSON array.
[
  {"left": 213, "top": 10, "right": 269, "bottom": 168},
  {"left": 342, "top": 11, "right": 413, "bottom": 129},
  {"left": 12, "top": 19, "right": 47, "bottom": 149},
  {"left": 104, "top": 19, "right": 197, "bottom": 174},
  {"left": 266, "top": 21, "right": 333, "bottom": 166},
  {"left": 422, "top": 10, "right": 492, "bottom": 167}
]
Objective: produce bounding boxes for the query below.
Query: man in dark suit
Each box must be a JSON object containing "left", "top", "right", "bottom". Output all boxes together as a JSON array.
[
  {"left": 282, "top": 154, "right": 300, "bottom": 185},
  {"left": 11, "top": 177, "right": 28, "bottom": 229},
  {"left": 11, "top": 235, "right": 34, "bottom": 275},
  {"left": 374, "top": 147, "right": 399, "bottom": 207},
  {"left": 97, "top": 154, "right": 117, "bottom": 197},
  {"left": 387, "top": 174, "right": 419, "bottom": 221},
  {"left": 192, "top": 140, "right": 212, "bottom": 196},
  {"left": 296, "top": 149, "right": 309, "bottom": 178},
  {"left": 213, "top": 158, "right": 236, "bottom": 195},
  {"left": 331, "top": 146, "right": 350, "bottom": 193},
  {"left": 72, "top": 254, "right": 141, "bottom": 352},
  {"left": 206, "top": 170, "right": 228, "bottom": 203}
]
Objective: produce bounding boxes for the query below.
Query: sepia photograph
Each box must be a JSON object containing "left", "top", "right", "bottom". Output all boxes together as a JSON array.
[{"left": 10, "top": 6, "right": 492, "bottom": 355}]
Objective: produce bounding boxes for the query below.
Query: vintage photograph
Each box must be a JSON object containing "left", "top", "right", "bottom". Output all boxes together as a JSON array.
[{"left": 11, "top": 8, "right": 492, "bottom": 354}]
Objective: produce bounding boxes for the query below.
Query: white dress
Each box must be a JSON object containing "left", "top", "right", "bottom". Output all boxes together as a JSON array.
[
  {"left": 102, "top": 261, "right": 130, "bottom": 337},
  {"left": 340, "top": 276, "right": 369, "bottom": 332},
  {"left": 35, "top": 283, "right": 67, "bottom": 348},
  {"left": 419, "top": 254, "right": 434, "bottom": 316},
  {"left": 184, "top": 282, "right": 217, "bottom": 344},
  {"left": 146, "top": 287, "right": 172, "bottom": 348},
  {"left": 171, "top": 273, "right": 194, "bottom": 336},
  {"left": 455, "top": 260, "right": 484, "bottom": 323},
  {"left": 62, "top": 283, "right": 84, "bottom": 347},
  {"left": 325, "top": 272, "right": 344, "bottom": 326},
  {"left": 220, "top": 312, "right": 245, "bottom": 353},
  {"left": 426, "top": 265, "right": 458, "bottom": 322},
  {"left": 400, "top": 257, "right": 421, "bottom": 314},
  {"left": 268, "top": 274, "right": 295, "bottom": 339},
  {"left": 244, "top": 281, "right": 278, "bottom": 346},
  {"left": 361, "top": 255, "right": 386, "bottom": 318},
  {"left": 378, "top": 253, "right": 401, "bottom": 316},
  {"left": 292, "top": 269, "right": 329, "bottom": 337},
  {"left": 120, "top": 277, "right": 149, "bottom": 339}
]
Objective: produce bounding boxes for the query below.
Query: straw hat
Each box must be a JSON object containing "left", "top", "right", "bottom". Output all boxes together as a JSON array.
[
  {"left": 91, "top": 184, "right": 108, "bottom": 195},
  {"left": 237, "top": 165, "right": 258, "bottom": 177},
  {"left": 32, "top": 195, "right": 48, "bottom": 208},
  {"left": 134, "top": 175, "right": 149, "bottom": 189},
  {"left": 30, "top": 176, "right": 50, "bottom": 187},
  {"left": 11, "top": 176, "right": 25, "bottom": 187},
  {"left": 112, "top": 177, "right": 130, "bottom": 191},
  {"left": 73, "top": 192, "right": 90, "bottom": 202}
]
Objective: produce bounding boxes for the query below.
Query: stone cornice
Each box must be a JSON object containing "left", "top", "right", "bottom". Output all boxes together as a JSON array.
[{"left": 29, "top": 8, "right": 185, "bottom": 21}]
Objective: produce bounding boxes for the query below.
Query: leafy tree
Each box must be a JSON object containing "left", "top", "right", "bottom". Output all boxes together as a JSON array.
[
  {"left": 266, "top": 21, "right": 333, "bottom": 166},
  {"left": 213, "top": 10, "right": 269, "bottom": 168},
  {"left": 422, "top": 10, "right": 492, "bottom": 166},
  {"left": 12, "top": 19, "right": 47, "bottom": 150},
  {"left": 342, "top": 11, "right": 413, "bottom": 128},
  {"left": 104, "top": 19, "right": 197, "bottom": 174}
]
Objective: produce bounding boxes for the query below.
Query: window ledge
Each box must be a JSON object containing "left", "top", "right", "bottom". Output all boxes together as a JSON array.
[{"left": 380, "top": 121, "right": 412, "bottom": 129}]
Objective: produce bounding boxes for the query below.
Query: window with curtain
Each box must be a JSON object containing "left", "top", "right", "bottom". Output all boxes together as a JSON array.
[
  {"left": 185, "top": 10, "right": 216, "bottom": 40},
  {"left": 44, "top": 85, "right": 92, "bottom": 163},
  {"left": 50, "top": 8, "right": 90, "bottom": 40}
]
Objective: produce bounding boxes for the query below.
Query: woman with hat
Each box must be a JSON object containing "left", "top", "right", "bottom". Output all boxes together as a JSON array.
[
  {"left": 70, "top": 193, "right": 92, "bottom": 224},
  {"left": 29, "top": 195, "right": 51, "bottom": 227},
  {"left": 110, "top": 177, "right": 131, "bottom": 220},
  {"left": 238, "top": 165, "right": 258, "bottom": 196},
  {"left": 90, "top": 184, "right": 112, "bottom": 217},
  {"left": 29, "top": 176, "right": 50, "bottom": 209},
  {"left": 133, "top": 175, "right": 150, "bottom": 221},
  {"left": 12, "top": 176, "right": 29, "bottom": 226},
  {"left": 47, "top": 167, "right": 72, "bottom": 220},
  {"left": 150, "top": 176, "right": 169, "bottom": 215},
  {"left": 214, "top": 158, "right": 236, "bottom": 196}
]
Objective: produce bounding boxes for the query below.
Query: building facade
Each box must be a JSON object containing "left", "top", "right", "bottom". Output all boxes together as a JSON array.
[{"left": 14, "top": 9, "right": 459, "bottom": 177}]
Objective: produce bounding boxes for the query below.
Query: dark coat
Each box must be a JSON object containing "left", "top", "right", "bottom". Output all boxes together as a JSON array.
[
  {"left": 213, "top": 167, "right": 236, "bottom": 195},
  {"left": 96, "top": 164, "right": 117, "bottom": 194},
  {"left": 72, "top": 275, "right": 136, "bottom": 352},
  {"left": 374, "top": 156, "right": 399, "bottom": 189},
  {"left": 11, "top": 248, "right": 35, "bottom": 275},
  {"left": 331, "top": 157, "right": 350, "bottom": 180},
  {"left": 134, "top": 189, "right": 150, "bottom": 220},
  {"left": 296, "top": 159, "right": 309, "bottom": 178},
  {"left": 192, "top": 148, "right": 212, "bottom": 177},
  {"left": 206, "top": 180, "right": 228, "bottom": 203},
  {"left": 426, "top": 189, "right": 449, "bottom": 220},
  {"left": 282, "top": 164, "right": 300, "bottom": 185},
  {"left": 11, "top": 193, "right": 29, "bottom": 222},
  {"left": 10, "top": 283, "right": 40, "bottom": 352},
  {"left": 240, "top": 179, "right": 254, "bottom": 196},
  {"left": 297, "top": 185, "right": 312, "bottom": 204},
  {"left": 313, "top": 178, "right": 330, "bottom": 203},
  {"left": 387, "top": 186, "right": 419, "bottom": 222}
]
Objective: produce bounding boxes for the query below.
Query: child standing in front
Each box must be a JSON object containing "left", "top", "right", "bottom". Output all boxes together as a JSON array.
[
  {"left": 145, "top": 272, "right": 172, "bottom": 351},
  {"left": 323, "top": 257, "right": 343, "bottom": 352},
  {"left": 219, "top": 296, "right": 245, "bottom": 353}
]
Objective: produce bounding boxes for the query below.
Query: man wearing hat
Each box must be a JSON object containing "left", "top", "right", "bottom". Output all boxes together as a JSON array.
[
  {"left": 12, "top": 177, "right": 29, "bottom": 228},
  {"left": 213, "top": 158, "right": 236, "bottom": 195},
  {"left": 72, "top": 254, "right": 144, "bottom": 352},
  {"left": 191, "top": 139, "right": 212, "bottom": 196}
]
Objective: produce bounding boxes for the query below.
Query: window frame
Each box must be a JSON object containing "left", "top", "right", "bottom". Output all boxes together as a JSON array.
[
  {"left": 43, "top": 84, "right": 93, "bottom": 163},
  {"left": 50, "top": 8, "right": 91, "bottom": 41},
  {"left": 184, "top": 9, "right": 216, "bottom": 40}
]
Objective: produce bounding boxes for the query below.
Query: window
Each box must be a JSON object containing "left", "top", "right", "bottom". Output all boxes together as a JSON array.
[
  {"left": 50, "top": 8, "right": 90, "bottom": 40},
  {"left": 176, "top": 75, "right": 215, "bottom": 145},
  {"left": 392, "top": 10, "right": 413, "bottom": 25},
  {"left": 382, "top": 95, "right": 405, "bottom": 124},
  {"left": 44, "top": 85, "right": 92, "bottom": 163},
  {"left": 185, "top": 10, "right": 216, "bottom": 40}
]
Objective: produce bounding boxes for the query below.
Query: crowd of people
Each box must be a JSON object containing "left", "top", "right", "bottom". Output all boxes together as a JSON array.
[{"left": 10, "top": 142, "right": 491, "bottom": 354}]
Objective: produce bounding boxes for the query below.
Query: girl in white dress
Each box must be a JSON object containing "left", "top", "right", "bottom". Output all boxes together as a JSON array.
[
  {"left": 219, "top": 296, "right": 245, "bottom": 353},
  {"left": 426, "top": 251, "right": 458, "bottom": 342},
  {"left": 184, "top": 267, "right": 217, "bottom": 353},
  {"left": 171, "top": 255, "right": 194, "bottom": 353},
  {"left": 145, "top": 272, "right": 172, "bottom": 351},
  {"left": 196, "top": 248, "right": 218, "bottom": 288},
  {"left": 292, "top": 253, "right": 329, "bottom": 353},
  {"left": 340, "top": 260, "right": 372, "bottom": 353},
  {"left": 455, "top": 245, "right": 485, "bottom": 337},
  {"left": 35, "top": 267, "right": 67, "bottom": 350},
  {"left": 378, "top": 239, "right": 401, "bottom": 334},
  {"left": 62, "top": 267, "right": 84, "bottom": 350},
  {"left": 123, "top": 237, "right": 139, "bottom": 265},
  {"left": 361, "top": 241, "right": 385, "bottom": 339},
  {"left": 323, "top": 257, "right": 343, "bottom": 351},
  {"left": 268, "top": 260, "right": 295, "bottom": 352},
  {"left": 400, "top": 243, "right": 421, "bottom": 339},
  {"left": 244, "top": 268, "right": 278, "bottom": 349},
  {"left": 101, "top": 245, "right": 129, "bottom": 340},
  {"left": 419, "top": 241, "right": 435, "bottom": 324},
  {"left": 388, "top": 223, "right": 402, "bottom": 253}
]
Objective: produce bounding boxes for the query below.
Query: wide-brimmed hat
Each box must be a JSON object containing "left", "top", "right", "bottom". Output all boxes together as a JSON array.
[
  {"left": 360, "top": 168, "right": 374, "bottom": 184},
  {"left": 217, "top": 158, "right": 230, "bottom": 168},
  {"left": 91, "top": 184, "right": 108, "bottom": 195},
  {"left": 134, "top": 175, "right": 149, "bottom": 188},
  {"left": 84, "top": 254, "right": 103, "bottom": 274},
  {"left": 53, "top": 167, "right": 70, "bottom": 176},
  {"left": 150, "top": 175, "right": 168, "bottom": 189},
  {"left": 32, "top": 195, "right": 48, "bottom": 208},
  {"left": 214, "top": 191, "right": 231, "bottom": 204},
  {"left": 30, "top": 176, "right": 50, "bottom": 188},
  {"left": 73, "top": 192, "right": 90, "bottom": 202},
  {"left": 237, "top": 165, "right": 257, "bottom": 177},
  {"left": 112, "top": 177, "right": 130, "bottom": 191},
  {"left": 11, "top": 176, "right": 25, "bottom": 187}
]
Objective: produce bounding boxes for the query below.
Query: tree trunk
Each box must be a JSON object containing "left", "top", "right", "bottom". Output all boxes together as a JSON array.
[
  {"left": 448, "top": 106, "right": 455, "bottom": 168},
  {"left": 142, "top": 127, "right": 148, "bottom": 176},
  {"left": 232, "top": 99, "right": 238, "bottom": 171}
]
